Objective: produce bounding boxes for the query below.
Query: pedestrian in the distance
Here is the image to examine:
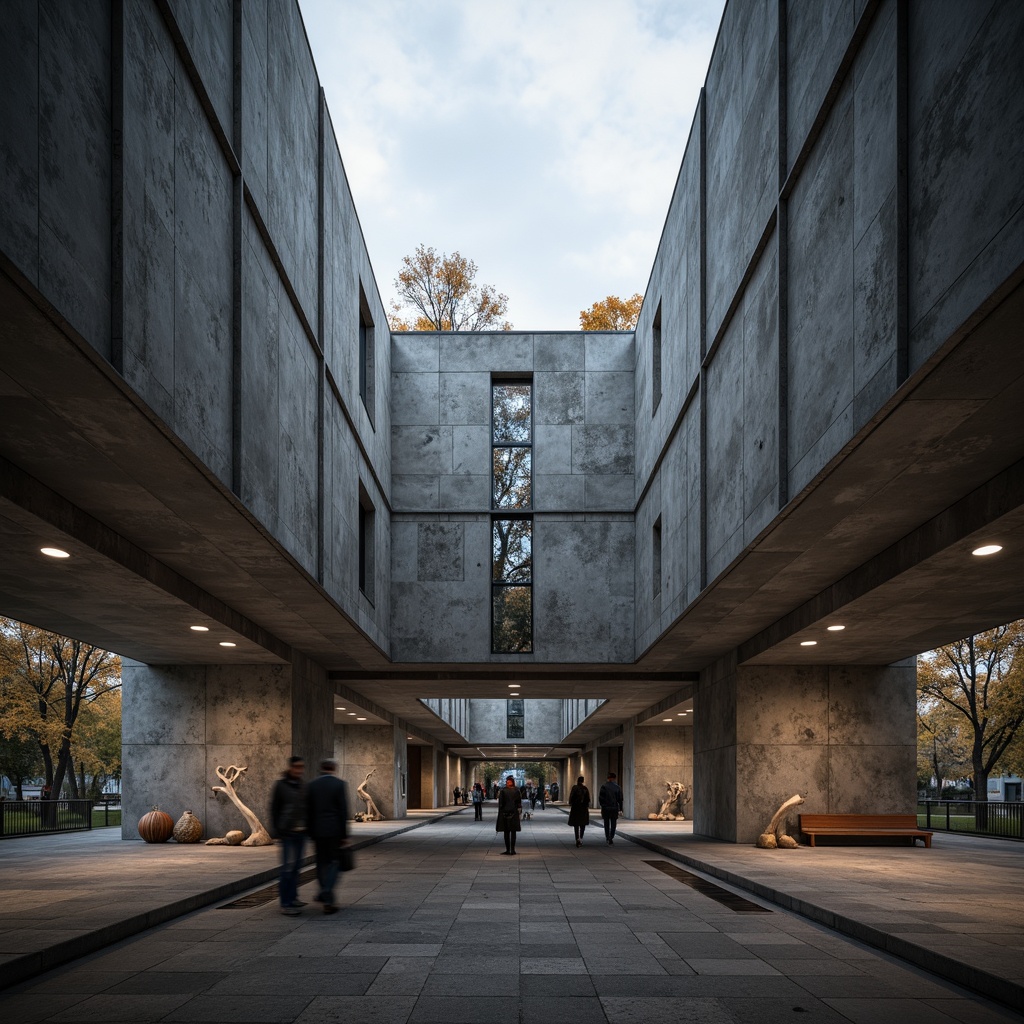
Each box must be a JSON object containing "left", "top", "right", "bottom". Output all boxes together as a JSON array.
[
  {"left": 472, "top": 782, "right": 484, "bottom": 821},
  {"left": 567, "top": 775, "right": 591, "bottom": 847},
  {"left": 270, "top": 755, "right": 306, "bottom": 915},
  {"left": 599, "top": 771, "right": 624, "bottom": 845},
  {"left": 306, "top": 758, "right": 349, "bottom": 914},
  {"left": 496, "top": 775, "right": 522, "bottom": 855}
]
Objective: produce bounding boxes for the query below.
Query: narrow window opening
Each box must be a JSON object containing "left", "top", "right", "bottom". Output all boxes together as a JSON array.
[
  {"left": 491, "top": 378, "right": 533, "bottom": 653},
  {"left": 653, "top": 515, "right": 662, "bottom": 599},
  {"left": 359, "top": 283, "right": 375, "bottom": 426},
  {"left": 507, "top": 698, "right": 525, "bottom": 739},
  {"left": 652, "top": 301, "right": 662, "bottom": 413},
  {"left": 358, "top": 484, "right": 375, "bottom": 605}
]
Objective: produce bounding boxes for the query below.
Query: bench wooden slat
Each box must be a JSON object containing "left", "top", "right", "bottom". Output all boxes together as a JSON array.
[{"left": 798, "top": 813, "right": 932, "bottom": 847}]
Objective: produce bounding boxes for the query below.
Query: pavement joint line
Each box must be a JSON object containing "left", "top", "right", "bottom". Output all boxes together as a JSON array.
[
  {"left": 619, "top": 830, "right": 1024, "bottom": 1015},
  {"left": 0, "top": 808, "right": 463, "bottom": 993}
]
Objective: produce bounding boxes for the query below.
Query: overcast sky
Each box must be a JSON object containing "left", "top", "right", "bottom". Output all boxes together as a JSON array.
[{"left": 297, "top": 0, "right": 726, "bottom": 330}]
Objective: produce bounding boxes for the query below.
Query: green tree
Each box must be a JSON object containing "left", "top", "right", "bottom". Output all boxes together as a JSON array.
[
  {"left": 579, "top": 293, "right": 643, "bottom": 331},
  {"left": 389, "top": 245, "right": 512, "bottom": 331},
  {"left": 917, "top": 621, "right": 1024, "bottom": 802}
]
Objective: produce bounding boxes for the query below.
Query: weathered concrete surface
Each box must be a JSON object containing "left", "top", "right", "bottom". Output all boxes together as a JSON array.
[{"left": 694, "top": 656, "right": 916, "bottom": 844}]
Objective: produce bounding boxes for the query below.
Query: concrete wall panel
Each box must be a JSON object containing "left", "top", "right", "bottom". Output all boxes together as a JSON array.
[
  {"left": 787, "top": 0, "right": 854, "bottom": 170},
  {"left": 0, "top": 1, "right": 40, "bottom": 285},
  {"left": 787, "top": 86, "right": 854, "bottom": 496},
  {"left": 166, "top": 0, "right": 232, "bottom": 136},
  {"left": 706, "top": 0, "right": 777, "bottom": 342},
  {"left": 907, "top": 0, "right": 1024, "bottom": 371},
  {"left": 38, "top": 0, "right": 112, "bottom": 356}
]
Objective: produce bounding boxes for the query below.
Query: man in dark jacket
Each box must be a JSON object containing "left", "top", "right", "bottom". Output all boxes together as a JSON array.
[
  {"left": 598, "top": 772, "right": 624, "bottom": 845},
  {"left": 270, "top": 755, "right": 306, "bottom": 915},
  {"left": 306, "top": 758, "right": 349, "bottom": 914}
]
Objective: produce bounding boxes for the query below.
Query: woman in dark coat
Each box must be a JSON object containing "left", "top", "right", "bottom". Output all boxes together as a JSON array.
[
  {"left": 567, "top": 775, "right": 591, "bottom": 847},
  {"left": 496, "top": 775, "right": 523, "bottom": 855}
]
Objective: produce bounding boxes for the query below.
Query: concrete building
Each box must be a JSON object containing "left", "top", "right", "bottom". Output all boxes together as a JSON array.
[{"left": 1, "top": 0, "right": 1022, "bottom": 843}]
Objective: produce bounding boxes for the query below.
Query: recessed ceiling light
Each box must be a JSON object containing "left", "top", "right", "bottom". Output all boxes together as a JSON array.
[
  {"left": 40, "top": 547, "right": 70, "bottom": 558},
  {"left": 800, "top": 640, "right": 817, "bottom": 647},
  {"left": 826, "top": 625, "right": 845, "bottom": 631},
  {"left": 190, "top": 625, "right": 210, "bottom": 632},
  {"left": 663, "top": 718, "right": 672, "bottom": 722},
  {"left": 357, "top": 717, "right": 367, "bottom": 721},
  {"left": 219, "top": 641, "right": 236, "bottom": 647},
  {"left": 508, "top": 683, "right": 520, "bottom": 688},
  {"left": 972, "top": 544, "right": 1003, "bottom": 556},
  {"left": 347, "top": 712, "right": 356, "bottom": 716}
]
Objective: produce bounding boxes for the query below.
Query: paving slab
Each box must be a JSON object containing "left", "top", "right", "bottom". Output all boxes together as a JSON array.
[{"left": 0, "top": 807, "right": 1020, "bottom": 1023}]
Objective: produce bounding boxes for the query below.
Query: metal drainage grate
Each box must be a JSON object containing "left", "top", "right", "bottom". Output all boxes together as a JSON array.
[
  {"left": 645, "top": 860, "right": 771, "bottom": 913},
  {"left": 219, "top": 867, "right": 318, "bottom": 909}
]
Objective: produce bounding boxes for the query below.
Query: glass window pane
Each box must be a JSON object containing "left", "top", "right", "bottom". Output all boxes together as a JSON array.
[
  {"left": 493, "top": 585, "right": 532, "bottom": 653},
  {"left": 493, "top": 448, "right": 531, "bottom": 508},
  {"left": 492, "top": 384, "right": 531, "bottom": 443},
  {"left": 492, "top": 520, "right": 532, "bottom": 583}
]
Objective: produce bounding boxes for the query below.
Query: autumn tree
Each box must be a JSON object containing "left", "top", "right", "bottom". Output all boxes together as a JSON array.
[
  {"left": 389, "top": 245, "right": 512, "bottom": 331},
  {"left": 579, "top": 292, "right": 644, "bottom": 331},
  {"left": 916, "top": 696, "right": 970, "bottom": 795},
  {"left": 917, "top": 621, "right": 1024, "bottom": 802},
  {"left": 0, "top": 618, "right": 121, "bottom": 804}
]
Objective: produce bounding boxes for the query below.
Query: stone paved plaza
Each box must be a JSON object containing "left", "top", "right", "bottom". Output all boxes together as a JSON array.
[{"left": 1, "top": 810, "right": 1019, "bottom": 1024}]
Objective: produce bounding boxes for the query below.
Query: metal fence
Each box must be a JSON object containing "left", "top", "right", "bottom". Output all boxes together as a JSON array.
[
  {"left": 0, "top": 799, "right": 94, "bottom": 839},
  {"left": 918, "top": 800, "right": 1024, "bottom": 840}
]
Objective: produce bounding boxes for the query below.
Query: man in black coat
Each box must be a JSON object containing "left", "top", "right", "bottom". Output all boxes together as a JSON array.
[
  {"left": 598, "top": 772, "right": 624, "bottom": 845},
  {"left": 269, "top": 755, "right": 306, "bottom": 915},
  {"left": 306, "top": 758, "right": 349, "bottom": 914}
]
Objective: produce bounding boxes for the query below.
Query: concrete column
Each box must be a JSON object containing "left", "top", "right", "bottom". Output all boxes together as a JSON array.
[
  {"left": 336, "top": 723, "right": 407, "bottom": 820},
  {"left": 121, "top": 654, "right": 332, "bottom": 840},
  {"left": 631, "top": 725, "right": 693, "bottom": 821},
  {"left": 693, "top": 653, "right": 917, "bottom": 843}
]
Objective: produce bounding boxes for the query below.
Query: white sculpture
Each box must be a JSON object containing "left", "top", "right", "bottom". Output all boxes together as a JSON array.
[
  {"left": 755, "top": 793, "right": 804, "bottom": 849},
  {"left": 205, "top": 764, "right": 273, "bottom": 846},
  {"left": 355, "top": 768, "right": 385, "bottom": 822},
  {"left": 648, "top": 780, "right": 691, "bottom": 820}
]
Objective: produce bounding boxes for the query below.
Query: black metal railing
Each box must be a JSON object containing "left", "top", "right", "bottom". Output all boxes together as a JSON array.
[
  {"left": 918, "top": 800, "right": 1024, "bottom": 840},
  {"left": 0, "top": 799, "right": 95, "bottom": 839}
]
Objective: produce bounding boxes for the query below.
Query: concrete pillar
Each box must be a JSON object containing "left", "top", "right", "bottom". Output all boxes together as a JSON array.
[
  {"left": 121, "top": 654, "right": 332, "bottom": 840},
  {"left": 335, "top": 723, "right": 407, "bottom": 820},
  {"left": 693, "top": 654, "right": 917, "bottom": 843},
  {"left": 631, "top": 725, "right": 693, "bottom": 821}
]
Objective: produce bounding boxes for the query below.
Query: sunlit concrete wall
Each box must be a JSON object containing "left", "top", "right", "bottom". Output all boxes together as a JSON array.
[
  {"left": 633, "top": 0, "right": 1024, "bottom": 656},
  {"left": 0, "top": 0, "right": 391, "bottom": 650},
  {"left": 390, "top": 332, "right": 635, "bottom": 662}
]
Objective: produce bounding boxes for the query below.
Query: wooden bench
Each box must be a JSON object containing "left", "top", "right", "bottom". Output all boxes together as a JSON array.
[{"left": 799, "top": 813, "right": 932, "bottom": 847}]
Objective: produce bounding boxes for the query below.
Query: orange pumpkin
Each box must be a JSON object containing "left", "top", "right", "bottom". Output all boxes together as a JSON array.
[{"left": 138, "top": 807, "right": 174, "bottom": 843}]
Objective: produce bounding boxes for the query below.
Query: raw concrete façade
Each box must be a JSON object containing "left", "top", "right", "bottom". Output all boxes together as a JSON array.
[{"left": 0, "top": 0, "right": 1022, "bottom": 844}]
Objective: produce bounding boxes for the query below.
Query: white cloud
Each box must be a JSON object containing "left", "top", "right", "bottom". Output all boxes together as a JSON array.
[{"left": 298, "top": 0, "right": 724, "bottom": 329}]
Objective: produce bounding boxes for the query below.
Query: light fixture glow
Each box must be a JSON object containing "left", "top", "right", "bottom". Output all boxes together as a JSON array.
[
  {"left": 800, "top": 640, "right": 817, "bottom": 647},
  {"left": 190, "top": 625, "right": 210, "bottom": 632},
  {"left": 508, "top": 683, "right": 520, "bottom": 688},
  {"left": 40, "top": 547, "right": 70, "bottom": 559},
  {"left": 356, "top": 717, "right": 367, "bottom": 721},
  {"left": 827, "top": 625, "right": 845, "bottom": 631},
  {"left": 219, "top": 641, "right": 236, "bottom": 647},
  {"left": 347, "top": 712, "right": 356, "bottom": 716},
  {"left": 663, "top": 718, "right": 673, "bottom": 722},
  {"left": 972, "top": 544, "right": 1003, "bottom": 556}
]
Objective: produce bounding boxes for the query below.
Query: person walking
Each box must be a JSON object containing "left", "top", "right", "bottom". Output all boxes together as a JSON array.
[
  {"left": 270, "top": 755, "right": 306, "bottom": 915},
  {"left": 567, "top": 775, "right": 591, "bottom": 847},
  {"left": 306, "top": 758, "right": 349, "bottom": 914},
  {"left": 599, "top": 771, "right": 624, "bottom": 845},
  {"left": 496, "top": 775, "right": 522, "bottom": 854},
  {"left": 472, "top": 782, "right": 484, "bottom": 821},
  {"left": 453, "top": 785, "right": 461, "bottom": 806}
]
